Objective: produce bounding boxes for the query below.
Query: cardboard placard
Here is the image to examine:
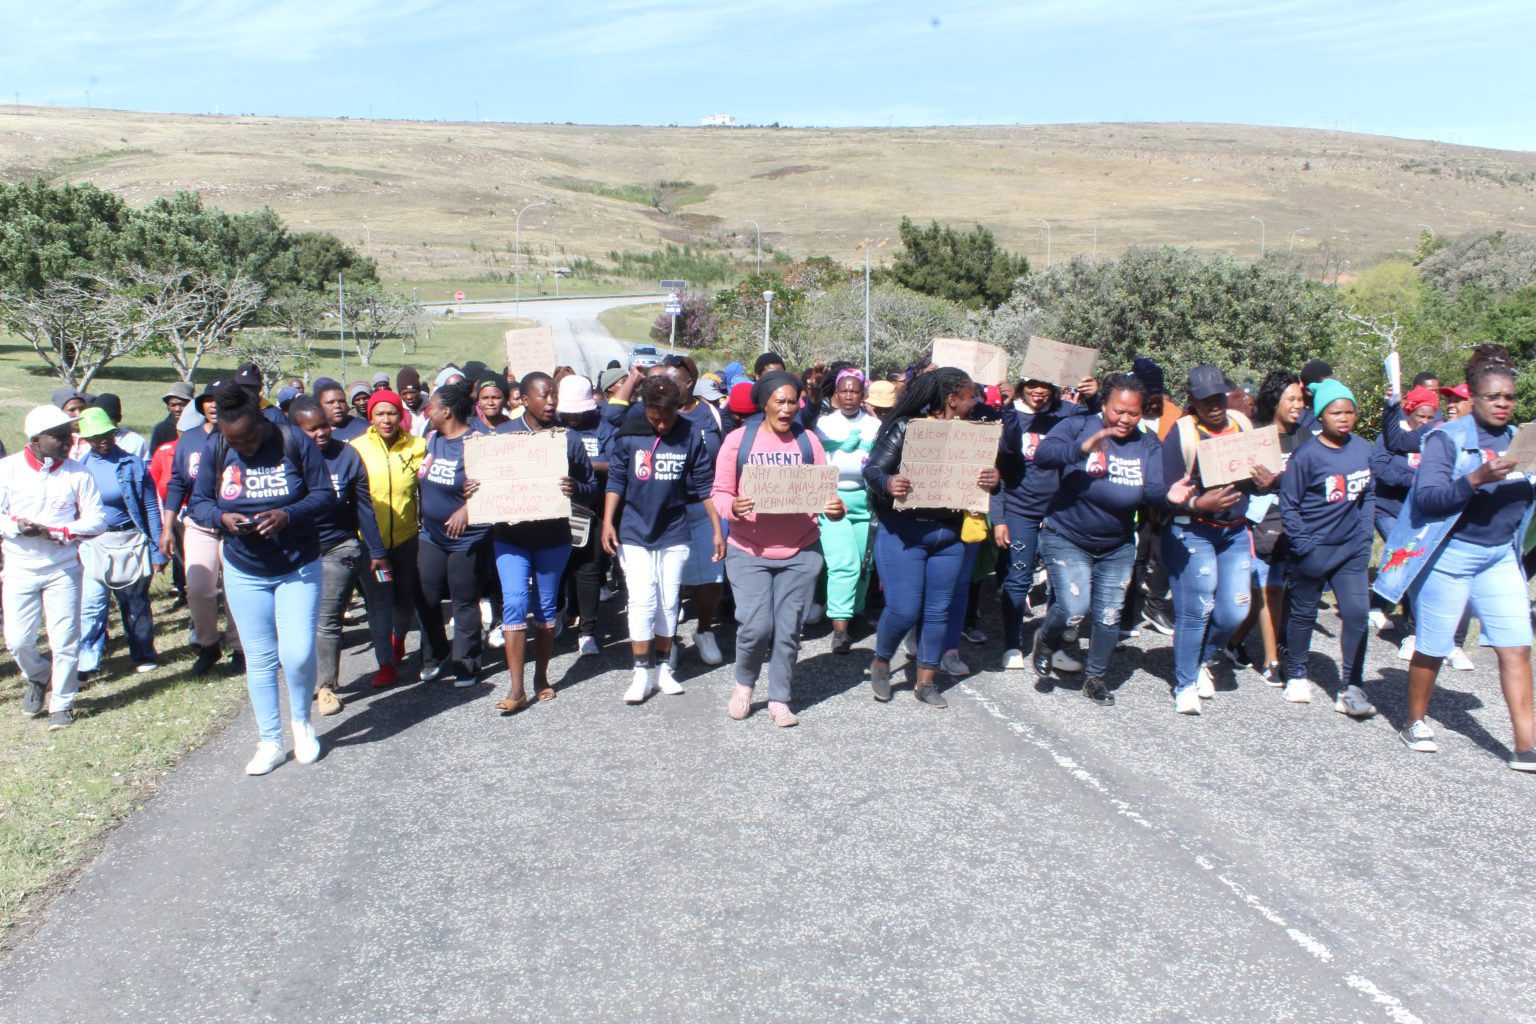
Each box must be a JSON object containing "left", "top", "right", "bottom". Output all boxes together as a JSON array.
[
  {"left": 1019, "top": 336, "right": 1098, "bottom": 388},
  {"left": 931, "top": 337, "right": 1009, "bottom": 385},
  {"left": 1503, "top": 422, "right": 1536, "bottom": 474},
  {"left": 504, "top": 326, "right": 558, "bottom": 377},
  {"left": 462, "top": 429, "right": 570, "bottom": 525},
  {"left": 894, "top": 418, "right": 1001, "bottom": 515},
  {"left": 1196, "top": 425, "right": 1284, "bottom": 487},
  {"left": 740, "top": 464, "right": 840, "bottom": 515}
]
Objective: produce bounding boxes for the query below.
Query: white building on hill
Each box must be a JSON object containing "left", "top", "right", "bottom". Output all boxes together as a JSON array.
[{"left": 701, "top": 113, "right": 737, "bottom": 127}]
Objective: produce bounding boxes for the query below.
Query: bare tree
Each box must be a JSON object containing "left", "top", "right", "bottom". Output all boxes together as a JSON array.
[
  {"left": 1340, "top": 308, "right": 1404, "bottom": 352},
  {"left": 265, "top": 287, "right": 330, "bottom": 384},
  {"left": 155, "top": 273, "right": 267, "bottom": 382},
  {"left": 335, "top": 285, "right": 423, "bottom": 364},
  {"left": 225, "top": 329, "right": 303, "bottom": 393},
  {"left": 0, "top": 268, "right": 194, "bottom": 390}
]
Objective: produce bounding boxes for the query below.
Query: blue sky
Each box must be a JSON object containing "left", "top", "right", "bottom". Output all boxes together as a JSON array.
[{"left": 8, "top": 0, "right": 1534, "bottom": 151}]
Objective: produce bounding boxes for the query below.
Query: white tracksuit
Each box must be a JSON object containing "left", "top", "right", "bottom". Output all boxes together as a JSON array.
[{"left": 0, "top": 450, "right": 107, "bottom": 712}]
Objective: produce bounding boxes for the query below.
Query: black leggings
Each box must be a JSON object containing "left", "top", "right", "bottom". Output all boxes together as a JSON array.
[
  {"left": 418, "top": 538, "right": 490, "bottom": 674},
  {"left": 563, "top": 536, "right": 602, "bottom": 637},
  {"left": 1285, "top": 546, "right": 1370, "bottom": 688}
]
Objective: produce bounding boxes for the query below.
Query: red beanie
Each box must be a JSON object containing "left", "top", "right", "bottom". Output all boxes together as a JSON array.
[
  {"left": 727, "top": 381, "right": 758, "bottom": 418},
  {"left": 367, "top": 389, "right": 403, "bottom": 419}
]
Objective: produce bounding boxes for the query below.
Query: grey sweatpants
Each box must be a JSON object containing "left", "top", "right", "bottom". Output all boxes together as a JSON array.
[{"left": 725, "top": 544, "right": 824, "bottom": 704}]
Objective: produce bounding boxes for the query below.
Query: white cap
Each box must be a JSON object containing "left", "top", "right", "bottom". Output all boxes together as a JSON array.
[{"left": 24, "top": 405, "right": 77, "bottom": 439}]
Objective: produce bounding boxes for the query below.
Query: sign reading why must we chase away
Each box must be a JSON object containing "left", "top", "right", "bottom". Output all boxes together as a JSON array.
[
  {"left": 1195, "top": 424, "right": 1284, "bottom": 487},
  {"left": 462, "top": 430, "right": 570, "bottom": 525},
  {"left": 1019, "top": 336, "right": 1099, "bottom": 388},
  {"left": 504, "top": 326, "right": 559, "bottom": 377},
  {"left": 895, "top": 419, "right": 1002, "bottom": 515},
  {"left": 740, "top": 464, "right": 840, "bottom": 515},
  {"left": 931, "top": 337, "right": 1009, "bottom": 385}
]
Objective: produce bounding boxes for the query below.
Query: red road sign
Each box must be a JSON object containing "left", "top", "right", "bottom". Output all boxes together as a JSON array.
[{"left": 454, "top": 291, "right": 465, "bottom": 301}]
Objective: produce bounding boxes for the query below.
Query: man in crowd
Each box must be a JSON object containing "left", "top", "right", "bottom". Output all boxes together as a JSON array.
[{"left": 151, "top": 382, "right": 195, "bottom": 451}]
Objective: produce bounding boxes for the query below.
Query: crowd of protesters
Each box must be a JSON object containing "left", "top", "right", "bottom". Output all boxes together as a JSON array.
[{"left": 4, "top": 340, "right": 1534, "bottom": 776}]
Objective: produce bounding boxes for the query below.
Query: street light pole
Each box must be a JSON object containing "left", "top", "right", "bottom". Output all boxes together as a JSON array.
[
  {"left": 1288, "top": 228, "right": 1308, "bottom": 254},
  {"left": 1034, "top": 218, "right": 1051, "bottom": 266},
  {"left": 1250, "top": 215, "right": 1266, "bottom": 257},
  {"left": 762, "top": 290, "right": 775, "bottom": 353},
  {"left": 514, "top": 200, "right": 549, "bottom": 321},
  {"left": 338, "top": 271, "right": 347, "bottom": 382},
  {"left": 746, "top": 220, "right": 762, "bottom": 276},
  {"left": 859, "top": 238, "right": 886, "bottom": 378}
]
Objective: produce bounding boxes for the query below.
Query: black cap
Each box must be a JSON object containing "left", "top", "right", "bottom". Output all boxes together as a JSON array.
[
  {"left": 234, "top": 362, "right": 263, "bottom": 387},
  {"left": 1187, "top": 364, "right": 1228, "bottom": 402},
  {"left": 195, "top": 380, "right": 223, "bottom": 410}
]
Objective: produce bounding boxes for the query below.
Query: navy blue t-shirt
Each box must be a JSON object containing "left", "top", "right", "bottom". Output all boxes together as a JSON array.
[
  {"left": 1279, "top": 434, "right": 1374, "bottom": 562},
  {"left": 994, "top": 401, "right": 1088, "bottom": 522},
  {"left": 1416, "top": 422, "right": 1536, "bottom": 548},
  {"left": 186, "top": 424, "right": 337, "bottom": 575},
  {"left": 606, "top": 416, "right": 714, "bottom": 547},
  {"left": 316, "top": 439, "right": 386, "bottom": 557},
  {"left": 1035, "top": 414, "right": 1166, "bottom": 552},
  {"left": 419, "top": 424, "right": 491, "bottom": 553},
  {"left": 165, "top": 426, "right": 214, "bottom": 514},
  {"left": 330, "top": 415, "right": 368, "bottom": 443}
]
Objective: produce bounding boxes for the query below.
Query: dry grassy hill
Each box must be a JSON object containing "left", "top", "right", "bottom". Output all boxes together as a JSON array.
[{"left": 3, "top": 106, "right": 1534, "bottom": 284}]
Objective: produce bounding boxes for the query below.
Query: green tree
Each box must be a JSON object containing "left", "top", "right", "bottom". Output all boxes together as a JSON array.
[
  {"left": 0, "top": 180, "right": 133, "bottom": 292},
  {"left": 774, "top": 280, "right": 968, "bottom": 374},
  {"left": 883, "top": 217, "right": 1028, "bottom": 310}
]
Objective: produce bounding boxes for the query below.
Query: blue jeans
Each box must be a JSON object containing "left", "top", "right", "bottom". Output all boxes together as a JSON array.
[
  {"left": 1410, "top": 536, "right": 1533, "bottom": 657},
  {"left": 1285, "top": 545, "right": 1371, "bottom": 687},
  {"left": 494, "top": 538, "right": 571, "bottom": 629},
  {"left": 942, "top": 541, "right": 982, "bottom": 651},
  {"left": 873, "top": 514, "right": 965, "bottom": 669},
  {"left": 1163, "top": 521, "right": 1252, "bottom": 693},
  {"left": 78, "top": 573, "right": 156, "bottom": 672},
  {"left": 1039, "top": 527, "right": 1135, "bottom": 679},
  {"left": 222, "top": 556, "right": 322, "bottom": 744},
  {"left": 998, "top": 514, "right": 1043, "bottom": 651}
]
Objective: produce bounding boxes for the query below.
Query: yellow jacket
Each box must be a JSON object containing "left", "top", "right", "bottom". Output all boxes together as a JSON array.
[{"left": 350, "top": 427, "right": 427, "bottom": 550}]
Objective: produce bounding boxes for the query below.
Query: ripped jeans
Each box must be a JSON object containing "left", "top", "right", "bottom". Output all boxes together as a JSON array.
[
  {"left": 1163, "top": 520, "right": 1253, "bottom": 693},
  {"left": 1039, "top": 526, "right": 1135, "bottom": 679}
]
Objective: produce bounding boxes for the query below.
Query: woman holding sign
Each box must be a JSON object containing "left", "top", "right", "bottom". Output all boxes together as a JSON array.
[
  {"left": 1031, "top": 374, "right": 1172, "bottom": 706},
  {"left": 862, "top": 368, "right": 1000, "bottom": 709},
  {"left": 489, "top": 373, "right": 599, "bottom": 713},
  {"left": 1278, "top": 380, "right": 1376, "bottom": 714},
  {"left": 1376, "top": 345, "right": 1536, "bottom": 769},
  {"left": 712, "top": 372, "right": 845, "bottom": 727},
  {"left": 1160, "top": 364, "right": 1275, "bottom": 715},
  {"left": 416, "top": 382, "right": 493, "bottom": 688},
  {"left": 603, "top": 375, "right": 723, "bottom": 705}
]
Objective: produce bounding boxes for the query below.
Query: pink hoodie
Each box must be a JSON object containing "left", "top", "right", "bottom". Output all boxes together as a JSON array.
[{"left": 712, "top": 424, "right": 828, "bottom": 559}]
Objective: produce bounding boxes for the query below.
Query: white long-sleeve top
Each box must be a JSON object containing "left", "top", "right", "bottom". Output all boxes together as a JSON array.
[
  {"left": 813, "top": 408, "right": 879, "bottom": 490},
  {"left": 0, "top": 449, "right": 108, "bottom": 576}
]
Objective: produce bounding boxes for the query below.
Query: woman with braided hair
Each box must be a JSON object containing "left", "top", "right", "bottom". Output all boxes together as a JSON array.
[
  {"left": 862, "top": 368, "right": 1000, "bottom": 708},
  {"left": 1376, "top": 344, "right": 1536, "bottom": 770}
]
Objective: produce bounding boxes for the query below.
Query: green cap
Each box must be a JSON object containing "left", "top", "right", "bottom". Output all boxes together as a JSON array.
[{"left": 75, "top": 407, "right": 117, "bottom": 439}]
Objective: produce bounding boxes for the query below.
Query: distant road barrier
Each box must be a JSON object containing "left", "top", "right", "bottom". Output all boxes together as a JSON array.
[{"left": 421, "top": 291, "right": 667, "bottom": 309}]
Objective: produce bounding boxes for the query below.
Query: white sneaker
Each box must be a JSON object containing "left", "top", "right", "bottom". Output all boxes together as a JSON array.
[
  {"left": 1283, "top": 677, "right": 1313, "bottom": 704},
  {"left": 1334, "top": 684, "right": 1377, "bottom": 718},
  {"left": 902, "top": 630, "right": 918, "bottom": 657},
  {"left": 578, "top": 634, "right": 600, "bottom": 657},
  {"left": 939, "top": 651, "right": 970, "bottom": 676},
  {"left": 245, "top": 741, "right": 284, "bottom": 776},
  {"left": 1399, "top": 718, "right": 1438, "bottom": 753},
  {"left": 134, "top": 663, "right": 157, "bottom": 674},
  {"left": 656, "top": 662, "right": 685, "bottom": 695},
  {"left": 1174, "top": 688, "right": 1202, "bottom": 715},
  {"left": 1196, "top": 663, "right": 1216, "bottom": 699},
  {"left": 452, "top": 674, "right": 478, "bottom": 689},
  {"left": 1447, "top": 646, "right": 1475, "bottom": 672},
  {"left": 1368, "top": 609, "right": 1391, "bottom": 632},
  {"left": 292, "top": 719, "right": 321, "bottom": 764},
  {"left": 1002, "top": 648, "right": 1028, "bottom": 670},
  {"left": 623, "top": 667, "right": 654, "bottom": 704},
  {"left": 695, "top": 629, "right": 724, "bottom": 666},
  {"left": 1397, "top": 635, "right": 1416, "bottom": 661},
  {"left": 487, "top": 626, "right": 505, "bottom": 649}
]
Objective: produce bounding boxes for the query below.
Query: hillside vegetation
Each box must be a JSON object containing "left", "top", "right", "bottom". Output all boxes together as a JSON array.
[{"left": 3, "top": 107, "right": 1534, "bottom": 285}]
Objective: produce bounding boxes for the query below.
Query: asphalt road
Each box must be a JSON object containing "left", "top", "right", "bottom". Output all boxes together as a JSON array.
[
  {"left": 0, "top": 587, "right": 1528, "bottom": 1023},
  {"left": 440, "top": 294, "right": 663, "bottom": 380}
]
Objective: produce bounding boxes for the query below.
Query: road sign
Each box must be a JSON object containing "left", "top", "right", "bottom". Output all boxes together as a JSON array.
[
  {"left": 454, "top": 291, "right": 465, "bottom": 301},
  {"left": 660, "top": 279, "right": 687, "bottom": 291},
  {"left": 666, "top": 304, "right": 683, "bottom": 315}
]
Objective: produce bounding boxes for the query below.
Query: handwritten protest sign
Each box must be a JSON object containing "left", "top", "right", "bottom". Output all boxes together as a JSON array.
[
  {"left": 740, "top": 464, "right": 839, "bottom": 516},
  {"left": 895, "top": 418, "right": 1001, "bottom": 515},
  {"left": 504, "top": 326, "right": 558, "bottom": 377},
  {"left": 1503, "top": 422, "right": 1536, "bottom": 473},
  {"left": 931, "top": 337, "right": 1009, "bottom": 385},
  {"left": 462, "top": 430, "right": 569, "bottom": 525},
  {"left": 1020, "top": 336, "right": 1098, "bottom": 387},
  {"left": 1196, "top": 425, "right": 1284, "bottom": 487}
]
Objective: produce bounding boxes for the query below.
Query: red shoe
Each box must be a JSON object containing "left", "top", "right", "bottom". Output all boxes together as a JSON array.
[
  {"left": 371, "top": 664, "right": 399, "bottom": 689},
  {"left": 392, "top": 635, "right": 407, "bottom": 664}
]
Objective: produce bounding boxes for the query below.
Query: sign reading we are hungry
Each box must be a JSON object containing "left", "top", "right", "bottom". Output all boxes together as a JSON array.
[{"left": 895, "top": 419, "right": 1001, "bottom": 515}]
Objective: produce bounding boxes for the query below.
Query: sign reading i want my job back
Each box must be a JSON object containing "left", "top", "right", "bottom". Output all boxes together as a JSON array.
[{"left": 462, "top": 430, "right": 569, "bottom": 525}]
